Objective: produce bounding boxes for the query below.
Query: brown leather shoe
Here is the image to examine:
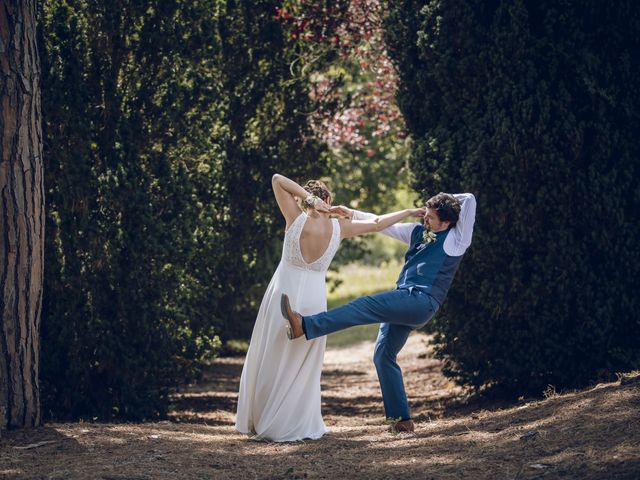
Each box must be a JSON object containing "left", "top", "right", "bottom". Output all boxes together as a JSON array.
[
  {"left": 280, "top": 293, "right": 304, "bottom": 339},
  {"left": 389, "top": 419, "right": 415, "bottom": 433}
]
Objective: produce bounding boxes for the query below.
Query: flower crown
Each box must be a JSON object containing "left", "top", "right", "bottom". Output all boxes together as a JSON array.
[{"left": 303, "top": 195, "right": 320, "bottom": 209}]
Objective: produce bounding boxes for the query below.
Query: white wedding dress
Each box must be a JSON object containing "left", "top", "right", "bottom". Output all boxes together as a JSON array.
[{"left": 235, "top": 212, "right": 341, "bottom": 441}]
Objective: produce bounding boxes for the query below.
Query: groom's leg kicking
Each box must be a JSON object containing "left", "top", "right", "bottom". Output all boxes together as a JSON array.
[
  {"left": 302, "top": 289, "right": 430, "bottom": 340},
  {"left": 373, "top": 323, "right": 413, "bottom": 421}
]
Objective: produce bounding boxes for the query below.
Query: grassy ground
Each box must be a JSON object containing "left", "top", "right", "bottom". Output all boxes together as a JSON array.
[
  {"left": 326, "top": 261, "right": 401, "bottom": 310},
  {"left": 221, "top": 260, "right": 402, "bottom": 355},
  {"left": 325, "top": 261, "right": 402, "bottom": 349}
]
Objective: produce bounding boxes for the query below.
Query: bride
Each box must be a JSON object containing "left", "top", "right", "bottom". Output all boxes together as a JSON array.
[{"left": 234, "top": 173, "right": 423, "bottom": 441}]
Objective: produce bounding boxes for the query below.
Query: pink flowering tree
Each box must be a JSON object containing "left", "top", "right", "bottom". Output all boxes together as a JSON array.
[{"left": 277, "top": 1, "right": 413, "bottom": 219}]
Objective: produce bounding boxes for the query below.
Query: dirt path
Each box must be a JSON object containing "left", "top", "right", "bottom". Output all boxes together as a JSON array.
[{"left": 2, "top": 334, "right": 639, "bottom": 479}]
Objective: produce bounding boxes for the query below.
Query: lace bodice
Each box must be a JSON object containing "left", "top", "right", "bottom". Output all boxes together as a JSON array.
[{"left": 283, "top": 213, "right": 341, "bottom": 272}]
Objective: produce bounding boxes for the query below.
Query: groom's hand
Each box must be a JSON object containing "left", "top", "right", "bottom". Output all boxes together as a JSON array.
[
  {"left": 314, "top": 199, "right": 331, "bottom": 213},
  {"left": 409, "top": 207, "right": 426, "bottom": 218},
  {"left": 329, "top": 205, "right": 354, "bottom": 220}
]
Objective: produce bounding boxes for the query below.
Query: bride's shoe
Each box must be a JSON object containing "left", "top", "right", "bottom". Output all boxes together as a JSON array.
[{"left": 280, "top": 294, "right": 305, "bottom": 340}]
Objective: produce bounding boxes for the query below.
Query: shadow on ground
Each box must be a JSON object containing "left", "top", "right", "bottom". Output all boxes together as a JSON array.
[{"left": 1, "top": 335, "right": 638, "bottom": 479}]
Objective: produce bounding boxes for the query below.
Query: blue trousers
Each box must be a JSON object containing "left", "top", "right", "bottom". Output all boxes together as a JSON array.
[{"left": 302, "top": 288, "right": 439, "bottom": 421}]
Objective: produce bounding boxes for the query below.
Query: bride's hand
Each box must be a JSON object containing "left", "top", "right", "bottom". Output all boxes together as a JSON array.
[{"left": 329, "top": 205, "right": 354, "bottom": 220}]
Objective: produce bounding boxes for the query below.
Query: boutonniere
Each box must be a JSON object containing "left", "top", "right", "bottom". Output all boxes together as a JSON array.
[{"left": 422, "top": 229, "right": 437, "bottom": 245}]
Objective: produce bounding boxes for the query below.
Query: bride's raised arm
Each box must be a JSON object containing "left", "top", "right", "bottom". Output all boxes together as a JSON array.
[{"left": 272, "top": 174, "right": 328, "bottom": 228}]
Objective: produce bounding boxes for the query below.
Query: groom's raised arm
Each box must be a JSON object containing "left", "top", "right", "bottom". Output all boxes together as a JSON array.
[
  {"left": 443, "top": 193, "right": 476, "bottom": 256},
  {"left": 350, "top": 209, "right": 419, "bottom": 245}
]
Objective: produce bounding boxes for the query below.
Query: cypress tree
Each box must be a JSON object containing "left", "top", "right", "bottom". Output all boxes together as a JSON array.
[
  {"left": 40, "top": 0, "right": 328, "bottom": 419},
  {"left": 385, "top": 0, "right": 640, "bottom": 393}
]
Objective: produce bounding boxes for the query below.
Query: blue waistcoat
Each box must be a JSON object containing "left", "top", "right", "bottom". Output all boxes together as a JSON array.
[{"left": 396, "top": 225, "right": 463, "bottom": 305}]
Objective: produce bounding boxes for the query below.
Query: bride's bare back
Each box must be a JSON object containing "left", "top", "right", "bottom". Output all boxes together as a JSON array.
[{"left": 298, "top": 214, "right": 334, "bottom": 264}]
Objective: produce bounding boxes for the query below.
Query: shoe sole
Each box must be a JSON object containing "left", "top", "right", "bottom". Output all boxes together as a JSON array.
[
  {"left": 390, "top": 427, "right": 415, "bottom": 433},
  {"left": 389, "top": 421, "right": 415, "bottom": 433},
  {"left": 281, "top": 294, "right": 294, "bottom": 340}
]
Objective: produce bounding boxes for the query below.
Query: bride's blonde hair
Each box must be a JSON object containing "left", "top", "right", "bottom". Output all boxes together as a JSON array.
[{"left": 303, "top": 179, "right": 332, "bottom": 204}]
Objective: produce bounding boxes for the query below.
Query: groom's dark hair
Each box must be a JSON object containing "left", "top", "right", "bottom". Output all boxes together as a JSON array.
[
  {"left": 426, "top": 193, "right": 461, "bottom": 226},
  {"left": 303, "top": 179, "right": 332, "bottom": 203}
]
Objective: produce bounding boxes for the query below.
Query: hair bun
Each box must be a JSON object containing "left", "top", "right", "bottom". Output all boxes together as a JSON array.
[{"left": 303, "top": 179, "right": 332, "bottom": 203}]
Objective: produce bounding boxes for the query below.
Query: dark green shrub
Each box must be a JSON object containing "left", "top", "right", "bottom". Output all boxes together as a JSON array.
[
  {"left": 40, "top": 0, "right": 327, "bottom": 420},
  {"left": 385, "top": 0, "right": 640, "bottom": 393}
]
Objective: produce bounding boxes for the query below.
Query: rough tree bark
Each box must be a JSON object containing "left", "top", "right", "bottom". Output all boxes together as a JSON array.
[{"left": 0, "top": 0, "right": 43, "bottom": 430}]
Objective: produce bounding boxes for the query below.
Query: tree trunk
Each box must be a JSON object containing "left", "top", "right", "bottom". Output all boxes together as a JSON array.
[{"left": 0, "top": 0, "right": 43, "bottom": 430}]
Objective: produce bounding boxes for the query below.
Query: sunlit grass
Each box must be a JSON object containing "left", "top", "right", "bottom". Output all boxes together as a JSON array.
[
  {"left": 326, "top": 260, "right": 402, "bottom": 349},
  {"left": 327, "top": 260, "right": 402, "bottom": 309},
  {"left": 223, "top": 260, "right": 403, "bottom": 354}
]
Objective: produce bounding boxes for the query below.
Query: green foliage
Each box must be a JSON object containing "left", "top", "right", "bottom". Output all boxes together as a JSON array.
[
  {"left": 40, "top": 0, "right": 327, "bottom": 420},
  {"left": 272, "top": 0, "right": 416, "bottom": 265},
  {"left": 319, "top": 47, "right": 416, "bottom": 267},
  {"left": 385, "top": 0, "right": 640, "bottom": 394}
]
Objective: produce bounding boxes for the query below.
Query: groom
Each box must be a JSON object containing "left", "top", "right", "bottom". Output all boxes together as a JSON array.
[{"left": 281, "top": 192, "right": 476, "bottom": 433}]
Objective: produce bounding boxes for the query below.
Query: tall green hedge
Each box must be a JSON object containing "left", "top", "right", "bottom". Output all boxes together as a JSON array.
[
  {"left": 385, "top": 0, "right": 640, "bottom": 393},
  {"left": 40, "top": 0, "right": 327, "bottom": 420}
]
